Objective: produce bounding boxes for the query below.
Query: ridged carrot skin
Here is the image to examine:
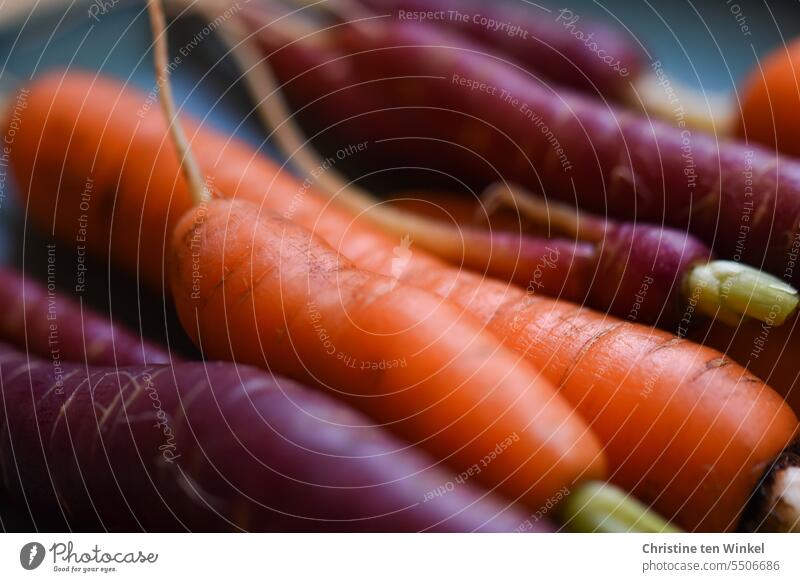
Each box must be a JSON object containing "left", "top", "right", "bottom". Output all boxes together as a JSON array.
[
  {"left": 10, "top": 75, "right": 799, "bottom": 530},
  {"left": 392, "top": 193, "right": 800, "bottom": 413},
  {"left": 690, "top": 317, "right": 800, "bottom": 415},
  {"left": 0, "top": 342, "right": 533, "bottom": 532},
  {"left": 170, "top": 199, "right": 606, "bottom": 511}
]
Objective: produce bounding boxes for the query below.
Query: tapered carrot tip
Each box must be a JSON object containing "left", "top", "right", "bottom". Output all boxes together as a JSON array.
[
  {"left": 559, "top": 482, "right": 681, "bottom": 533},
  {"left": 687, "top": 260, "right": 799, "bottom": 327},
  {"left": 740, "top": 444, "right": 800, "bottom": 532}
]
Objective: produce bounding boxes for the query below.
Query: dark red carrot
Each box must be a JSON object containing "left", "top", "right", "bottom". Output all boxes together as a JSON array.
[
  {"left": 423, "top": 192, "right": 745, "bottom": 330},
  {"left": 262, "top": 0, "right": 728, "bottom": 132},
  {"left": 220, "top": 7, "right": 798, "bottom": 332},
  {"left": 0, "top": 266, "right": 172, "bottom": 366},
  {"left": 352, "top": 0, "right": 645, "bottom": 101},
  {"left": 0, "top": 341, "right": 535, "bottom": 532},
  {"left": 349, "top": 0, "right": 730, "bottom": 132},
  {"left": 246, "top": 14, "right": 800, "bottom": 285},
  {"left": 392, "top": 185, "right": 799, "bottom": 330}
]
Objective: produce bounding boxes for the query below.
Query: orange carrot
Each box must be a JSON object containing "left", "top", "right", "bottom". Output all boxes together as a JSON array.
[
  {"left": 169, "top": 198, "right": 605, "bottom": 509},
  {"left": 370, "top": 191, "right": 800, "bottom": 420},
  {"left": 689, "top": 317, "right": 800, "bottom": 415},
  {"left": 9, "top": 72, "right": 395, "bottom": 293},
  {"left": 9, "top": 74, "right": 800, "bottom": 531},
  {"left": 159, "top": 0, "right": 605, "bottom": 514},
  {"left": 738, "top": 38, "right": 800, "bottom": 157}
]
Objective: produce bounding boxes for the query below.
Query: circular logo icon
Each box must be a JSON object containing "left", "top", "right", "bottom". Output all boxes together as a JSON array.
[{"left": 19, "top": 542, "right": 46, "bottom": 570}]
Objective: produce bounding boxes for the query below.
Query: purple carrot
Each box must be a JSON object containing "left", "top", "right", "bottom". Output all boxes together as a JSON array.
[
  {"left": 236, "top": 8, "right": 798, "bottom": 330},
  {"left": 437, "top": 183, "right": 798, "bottom": 330},
  {"left": 247, "top": 15, "right": 800, "bottom": 283},
  {"left": 0, "top": 341, "right": 538, "bottom": 532},
  {"left": 349, "top": 0, "right": 723, "bottom": 132},
  {"left": 417, "top": 213, "right": 715, "bottom": 329},
  {"left": 354, "top": 0, "right": 645, "bottom": 101},
  {"left": 0, "top": 266, "right": 172, "bottom": 366}
]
